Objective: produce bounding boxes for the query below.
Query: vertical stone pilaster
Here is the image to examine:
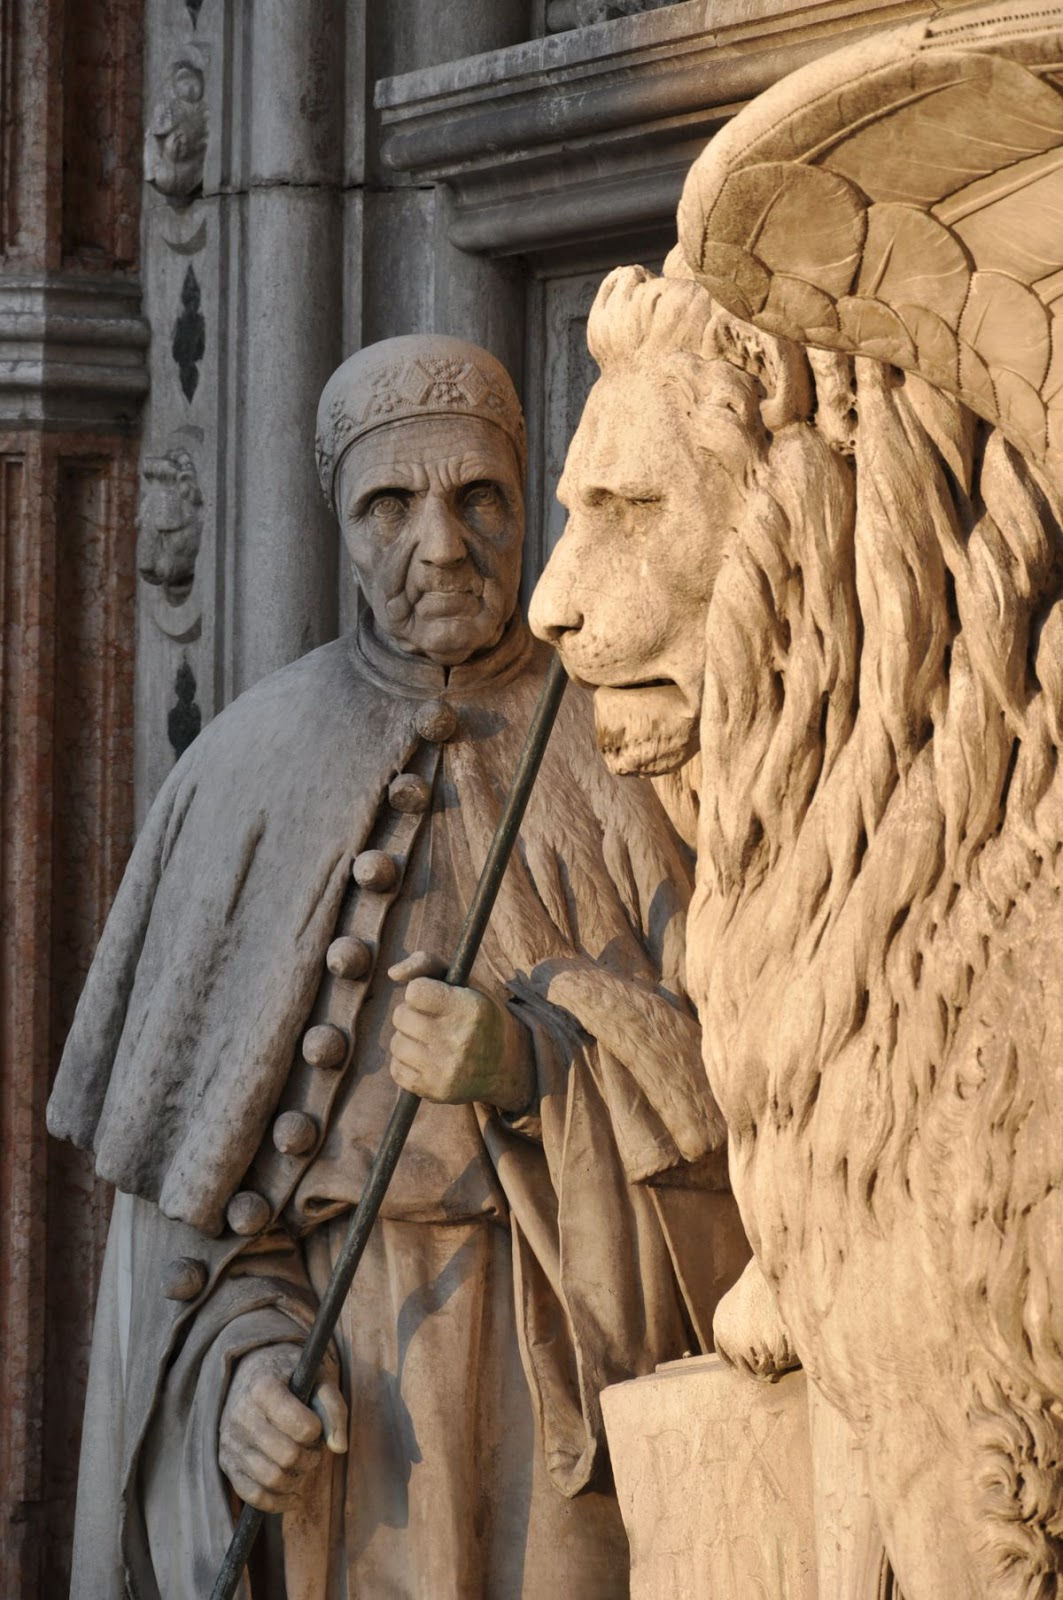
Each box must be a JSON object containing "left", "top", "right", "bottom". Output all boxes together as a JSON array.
[
  {"left": 0, "top": 433, "right": 138, "bottom": 1598},
  {"left": 136, "top": 0, "right": 350, "bottom": 812},
  {"left": 0, "top": 0, "right": 145, "bottom": 1591}
]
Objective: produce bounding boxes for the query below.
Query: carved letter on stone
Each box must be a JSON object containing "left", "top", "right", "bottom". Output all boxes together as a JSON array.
[
  {"left": 144, "top": 59, "right": 207, "bottom": 201},
  {"left": 531, "top": 5, "right": 1063, "bottom": 1597}
]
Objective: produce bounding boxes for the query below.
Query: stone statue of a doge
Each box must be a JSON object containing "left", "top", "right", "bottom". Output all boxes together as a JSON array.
[{"left": 531, "top": 5, "right": 1063, "bottom": 1596}]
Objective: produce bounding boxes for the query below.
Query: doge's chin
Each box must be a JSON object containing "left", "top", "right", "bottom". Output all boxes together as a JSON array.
[{"left": 593, "top": 685, "right": 699, "bottom": 776}]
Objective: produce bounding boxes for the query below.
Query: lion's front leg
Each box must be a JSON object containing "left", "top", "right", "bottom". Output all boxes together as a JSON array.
[{"left": 712, "top": 1256, "right": 800, "bottom": 1381}]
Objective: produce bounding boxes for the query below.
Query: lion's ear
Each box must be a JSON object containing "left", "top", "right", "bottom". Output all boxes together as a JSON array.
[
  {"left": 758, "top": 338, "right": 813, "bottom": 434},
  {"left": 705, "top": 312, "right": 814, "bottom": 435}
]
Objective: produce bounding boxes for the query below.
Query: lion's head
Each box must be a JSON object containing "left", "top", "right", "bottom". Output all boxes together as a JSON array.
[{"left": 531, "top": 264, "right": 828, "bottom": 784}]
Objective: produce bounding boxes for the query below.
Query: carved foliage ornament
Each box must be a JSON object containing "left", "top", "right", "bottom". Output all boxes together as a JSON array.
[
  {"left": 172, "top": 265, "right": 205, "bottom": 402},
  {"left": 674, "top": 0, "right": 1063, "bottom": 496}
]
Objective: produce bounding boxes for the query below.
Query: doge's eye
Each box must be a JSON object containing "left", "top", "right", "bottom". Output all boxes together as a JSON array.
[
  {"left": 365, "top": 492, "right": 408, "bottom": 521},
  {"left": 462, "top": 483, "right": 502, "bottom": 509}
]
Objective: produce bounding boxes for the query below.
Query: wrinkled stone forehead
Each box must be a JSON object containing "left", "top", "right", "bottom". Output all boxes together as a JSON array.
[{"left": 315, "top": 334, "right": 527, "bottom": 505}]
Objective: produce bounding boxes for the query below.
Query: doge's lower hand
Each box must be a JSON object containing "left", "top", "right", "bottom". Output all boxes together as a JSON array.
[
  {"left": 388, "top": 952, "right": 535, "bottom": 1113},
  {"left": 219, "top": 1342, "right": 347, "bottom": 1513}
]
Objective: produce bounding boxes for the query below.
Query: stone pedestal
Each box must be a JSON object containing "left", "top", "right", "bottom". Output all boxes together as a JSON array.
[{"left": 602, "top": 1356, "right": 892, "bottom": 1599}]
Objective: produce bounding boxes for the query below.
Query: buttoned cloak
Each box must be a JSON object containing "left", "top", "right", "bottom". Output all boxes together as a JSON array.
[{"left": 50, "top": 619, "right": 748, "bottom": 1597}]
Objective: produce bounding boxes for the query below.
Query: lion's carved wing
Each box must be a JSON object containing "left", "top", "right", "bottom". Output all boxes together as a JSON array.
[{"left": 674, "top": 0, "right": 1063, "bottom": 495}]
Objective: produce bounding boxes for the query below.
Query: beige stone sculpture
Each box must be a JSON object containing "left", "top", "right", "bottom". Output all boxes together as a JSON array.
[
  {"left": 48, "top": 334, "right": 748, "bottom": 1598},
  {"left": 531, "top": 5, "right": 1063, "bottom": 1596}
]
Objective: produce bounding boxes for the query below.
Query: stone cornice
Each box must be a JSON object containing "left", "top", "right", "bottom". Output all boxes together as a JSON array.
[
  {"left": 0, "top": 272, "right": 149, "bottom": 429},
  {"left": 375, "top": 0, "right": 968, "bottom": 257}
]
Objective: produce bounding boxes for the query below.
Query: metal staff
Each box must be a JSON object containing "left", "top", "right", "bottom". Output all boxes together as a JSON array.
[{"left": 210, "top": 651, "right": 568, "bottom": 1600}]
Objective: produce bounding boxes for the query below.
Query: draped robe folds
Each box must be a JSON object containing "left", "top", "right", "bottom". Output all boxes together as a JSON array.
[{"left": 49, "top": 617, "right": 749, "bottom": 1598}]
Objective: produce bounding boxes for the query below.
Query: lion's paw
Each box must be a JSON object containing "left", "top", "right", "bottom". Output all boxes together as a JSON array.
[{"left": 712, "top": 1257, "right": 801, "bottom": 1382}]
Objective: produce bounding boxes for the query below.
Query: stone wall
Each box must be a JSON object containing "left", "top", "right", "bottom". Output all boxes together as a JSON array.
[{"left": 0, "top": 1, "right": 146, "bottom": 1593}]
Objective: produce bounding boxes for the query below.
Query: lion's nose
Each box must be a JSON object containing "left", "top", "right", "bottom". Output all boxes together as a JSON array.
[
  {"left": 530, "top": 609, "right": 583, "bottom": 644},
  {"left": 528, "top": 578, "right": 582, "bottom": 644},
  {"left": 529, "top": 537, "right": 587, "bottom": 643}
]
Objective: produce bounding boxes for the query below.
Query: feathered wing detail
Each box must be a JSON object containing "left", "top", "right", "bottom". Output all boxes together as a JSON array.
[{"left": 674, "top": 0, "right": 1063, "bottom": 496}]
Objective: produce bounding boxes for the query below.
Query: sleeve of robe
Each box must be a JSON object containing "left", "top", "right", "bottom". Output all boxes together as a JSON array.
[{"left": 71, "top": 1191, "right": 334, "bottom": 1600}]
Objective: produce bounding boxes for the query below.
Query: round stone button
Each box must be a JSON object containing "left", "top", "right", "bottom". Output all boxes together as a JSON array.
[
  {"left": 272, "top": 1110, "right": 318, "bottom": 1156},
  {"left": 415, "top": 699, "right": 458, "bottom": 743},
  {"left": 302, "top": 1022, "right": 349, "bottom": 1070},
  {"left": 352, "top": 849, "right": 399, "bottom": 892},
  {"left": 161, "top": 1256, "right": 208, "bottom": 1301},
  {"left": 388, "top": 772, "right": 432, "bottom": 814},
  {"left": 326, "top": 935, "right": 372, "bottom": 980},
  {"left": 227, "top": 1191, "right": 271, "bottom": 1236}
]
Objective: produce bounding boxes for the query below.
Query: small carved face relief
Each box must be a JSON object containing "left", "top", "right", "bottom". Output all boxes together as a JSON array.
[
  {"left": 530, "top": 363, "right": 749, "bottom": 775},
  {"left": 144, "top": 60, "right": 207, "bottom": 199},
  {"left": 336, "top": 415, "right": 525, "bottom": 666},
  {"left": 137, "top": 449, "right": 203, "bottom": 603}
]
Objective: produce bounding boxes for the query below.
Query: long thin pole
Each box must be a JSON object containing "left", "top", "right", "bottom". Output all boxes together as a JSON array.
[{"left": 210, "top": 652, "right": 568, "bottom": 1600}]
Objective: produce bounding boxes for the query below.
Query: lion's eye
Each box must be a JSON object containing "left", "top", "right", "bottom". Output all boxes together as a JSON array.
[{"left": 583, "top": 487, "right": 662, "bottom": 513}]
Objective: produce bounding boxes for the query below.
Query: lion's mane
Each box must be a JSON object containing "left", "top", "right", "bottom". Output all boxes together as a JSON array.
[{"left": 590, "top": 265, "right": 1063, "bottom": 1595}]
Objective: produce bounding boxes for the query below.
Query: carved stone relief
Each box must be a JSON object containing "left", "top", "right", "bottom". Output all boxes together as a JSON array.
[
  {"left": 136, "top": 444, "right": 204, "bottom": 645},
  {"left": 531, "top": 4, "right": 1063, "bottom": 1596},
  {"left": 166, "top": 656, "right": 201, "bottom": 759},
  {"left": 171, "top": 264, "right": 205, "bottom": 402},
  {"left": 136, "top": 0, "right": 345, "bottom": 815},
  {"left": 144, "top": 57, "right": 207, "bottom": 201},
  {"left": 136, "top": 447, "right": 202, "bottom": 600}
]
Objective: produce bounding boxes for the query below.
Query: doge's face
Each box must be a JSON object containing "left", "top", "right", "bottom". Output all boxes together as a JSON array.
[
  {"left": 337, "top": 415, "right": 525, "bottom": 667},
  {"left": 529, "top": 365, "right": 746, "bottom": 775}
]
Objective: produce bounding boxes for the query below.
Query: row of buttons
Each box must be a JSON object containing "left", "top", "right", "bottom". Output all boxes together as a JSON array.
[{"left": 163, "top": 702, "right": 457, "bottom": 1299}]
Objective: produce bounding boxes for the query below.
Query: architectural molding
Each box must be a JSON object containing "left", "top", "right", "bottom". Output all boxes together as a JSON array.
[
  {"left": 376, "top": 0, "right": 972, "bottom": 258},
  {"left": 0, "top": 273, "right": 148, "bottom": 428}
]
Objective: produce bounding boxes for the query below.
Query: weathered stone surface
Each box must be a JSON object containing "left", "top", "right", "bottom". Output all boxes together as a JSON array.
[
  {"left": 135, "top": 0, "right": 347, "bottom": 814},
  {"left": 0, "top": 3, "right": 144, "bottom": 1595},
  {"left": 531, "top": 5, "right": 1063, "bottom": 1595},
  {"left": 603, "top": 1357, "right": 818, "bottom": 1599},
  {"left": 1, "top": 431, "right": 138, "bottom": 1600}
]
